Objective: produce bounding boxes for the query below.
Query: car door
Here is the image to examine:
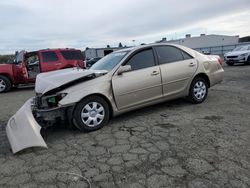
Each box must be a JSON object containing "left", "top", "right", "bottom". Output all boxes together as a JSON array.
[
  {"left": 112, "top": 48, "right": 162, "bottom": 110},
  {"left": 39, "top": 51, "right": 61, "bottom": 72},
  {"left": 155, "top": 46, "right": 197, "bottom": 96}
]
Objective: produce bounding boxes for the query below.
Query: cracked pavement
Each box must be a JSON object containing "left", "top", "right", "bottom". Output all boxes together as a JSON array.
[{"left": 0, "top": 65, "right": 250, "bottom": 188}]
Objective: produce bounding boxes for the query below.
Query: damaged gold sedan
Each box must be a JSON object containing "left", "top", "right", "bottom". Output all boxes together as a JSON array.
[{"left": 6, "top": 44, "right": 224, "bottom": 153}]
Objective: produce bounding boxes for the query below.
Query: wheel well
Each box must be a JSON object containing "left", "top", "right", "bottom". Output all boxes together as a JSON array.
[
  {"left": 0, "top": 74, "right": 12, "bottom": 84},
  {"left": 78, "top": 93, "right": 114, "bottom": 118},
  {"left": 194, "top": 73, "right": 210, "bottom": 88}
]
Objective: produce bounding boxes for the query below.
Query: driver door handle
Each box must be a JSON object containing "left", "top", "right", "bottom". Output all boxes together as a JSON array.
[
  {"left": 189, "top": 62, "right": 195, "bottom": 67},
  {"left": 151, "top": 71, "right": 160, "bottom": 76}
]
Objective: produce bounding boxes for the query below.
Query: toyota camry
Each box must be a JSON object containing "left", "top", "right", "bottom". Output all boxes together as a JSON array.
[{"left": 6, "top": 43, "right": 224, "bottom": 153}]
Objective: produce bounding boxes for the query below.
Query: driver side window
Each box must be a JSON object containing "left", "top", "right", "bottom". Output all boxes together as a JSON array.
[{"left": 126, "top": 49, "right": 155, "bottom": 71}]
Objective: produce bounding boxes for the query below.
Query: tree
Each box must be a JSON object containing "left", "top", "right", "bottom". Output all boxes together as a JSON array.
[{"left": 118, "top": 42, "right": 123, "bottom": 48}]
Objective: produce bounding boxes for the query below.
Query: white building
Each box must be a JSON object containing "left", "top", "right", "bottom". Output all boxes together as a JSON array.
[
  {"left": 84, "top": 47, "right": 126, "bottom": 60},
  {"left": 164, "top": 34, "right": 239, "bottom": 49}
]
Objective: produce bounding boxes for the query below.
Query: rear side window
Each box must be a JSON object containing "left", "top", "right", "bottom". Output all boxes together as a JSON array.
[
  {"left": 182, "top": 51, "right": 193, "bottom": 60},
  {"left": 156, "top": 46, "right": 187, "bottom": 64},
  {"left": 61, "top": 50, "right": 83, "bottom": 60},
  {"left": 42, "top": 52, "right": 58, "bottom": 62},
  {"left": 126, "top": 49, "right": 155, "bottom": 71}
]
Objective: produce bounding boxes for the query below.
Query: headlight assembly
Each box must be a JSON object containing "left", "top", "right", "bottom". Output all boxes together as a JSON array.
[
  {"left": 240, "top": 53, "right": 248, "bottom": 57},
  {"left": 47, "top": 93, "right": 67, "bottom": 107}
]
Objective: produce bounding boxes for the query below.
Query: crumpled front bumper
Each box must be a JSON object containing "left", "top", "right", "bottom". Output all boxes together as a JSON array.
[{"left": 6, "top": 98, "right": 47, "bottom": 154}]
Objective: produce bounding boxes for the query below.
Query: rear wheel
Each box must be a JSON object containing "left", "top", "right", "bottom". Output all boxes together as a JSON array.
[
  {"left": 73, "top": 96, "right": 109, "bottom": 131},
  {"left": 0, "top": 75, "right": 11, "bottom": 93},
  {"left": 226, "top": 61, "right": 234, "bottom": 66},
  {"left": 188, "top": 77, "right": 208, "bottom": 104}
]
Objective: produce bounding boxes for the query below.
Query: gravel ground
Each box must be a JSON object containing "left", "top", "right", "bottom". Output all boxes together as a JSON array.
[{"left": 0, "top": 65, "right": 249, "bottom": 188}]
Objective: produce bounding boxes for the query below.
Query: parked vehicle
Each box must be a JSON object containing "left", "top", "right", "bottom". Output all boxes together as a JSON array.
[
  {"left": 85, "top": 57, "right": 102, "bottom": 68},
  {"left": 224, "top": 45, "right": 250, "bottom": 66},
  {"left": 0, "top": 48, "right": 85, "bottom": 93},
  {"left": 6, "top": 44, "right": 224, "bottom": 153}
]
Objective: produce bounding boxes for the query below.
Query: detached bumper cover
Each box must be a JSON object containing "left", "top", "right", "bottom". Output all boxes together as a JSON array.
[{"left": 6, "top": 98, "right": 47, "bottom": 154}]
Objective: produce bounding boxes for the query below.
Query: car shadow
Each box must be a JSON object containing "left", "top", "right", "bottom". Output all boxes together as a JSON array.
[
  {"left": 44, "top": 98, "right": 190, "bottom": 137},
  {"left": 2, "top": 98, "right": 191, "bottom": 155}
]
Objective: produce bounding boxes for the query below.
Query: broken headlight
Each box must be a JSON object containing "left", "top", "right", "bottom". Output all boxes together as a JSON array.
[{"left": 47, "top": 93, "right": 67, "bottom": 108}]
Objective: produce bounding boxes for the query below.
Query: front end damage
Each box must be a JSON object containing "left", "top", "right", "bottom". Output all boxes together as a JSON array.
[
  {"left": 6, "top": 68, "right": 108, "bottom": 154},
  {"left": 6, "top": 98, "right": 47, "bottom": 153},
  {"left": 6, "top": 94, "right": 71, "bottom": 154}
]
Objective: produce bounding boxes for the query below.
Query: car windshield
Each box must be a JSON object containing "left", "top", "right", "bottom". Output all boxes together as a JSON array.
[
  {"left": 90, "top": 51, "right": 129, "bottom": 72},
  {"left": 233, "top": 46, "right": 249, "bottom": 51}
]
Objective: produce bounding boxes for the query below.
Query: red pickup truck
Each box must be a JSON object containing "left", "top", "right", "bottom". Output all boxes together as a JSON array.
[{"left": 0, "top": 48, "right": 85, "bottom": 93}]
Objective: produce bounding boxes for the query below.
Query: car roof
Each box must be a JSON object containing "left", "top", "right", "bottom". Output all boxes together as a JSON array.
[
  {"left": 39, "top": 48, "right": 80, "bottom": 52},
  {"left": 115, "top": 43, "right": 195, "bottom": 55},
  {"left": 116, "top": 43, "right": 188, "bottom": 51}
]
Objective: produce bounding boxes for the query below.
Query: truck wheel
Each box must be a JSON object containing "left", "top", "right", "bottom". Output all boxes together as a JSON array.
[
  {"left": 0, "top": 75, "right": 11, "bottom": 93},
  {"left": 73, "top": 96, "right": 109, "bottom": 131},
  {"left": 188, "top": 77, "right": 208, "bottom": 104}
]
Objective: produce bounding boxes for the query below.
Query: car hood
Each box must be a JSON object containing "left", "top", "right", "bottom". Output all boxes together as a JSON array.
[
  {"left": 0, "top": 63, "right": 12, "bottom": 68},
  {"left": 35, "top": 68, "right": 108, "bottom": 95},
  {"left": 225, "top": 50, "right": 250, "bottom": 56}
]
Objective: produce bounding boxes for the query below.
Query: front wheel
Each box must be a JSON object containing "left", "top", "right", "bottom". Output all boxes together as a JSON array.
[
  {"left": 188, "top": 77, "right": 208, "bottom": 104},
  {"left": 0, "top": 75, "right": 11, "bottom": 93},
  {"left": 73, "top": 96, "right": 110, "bottom": 131}
]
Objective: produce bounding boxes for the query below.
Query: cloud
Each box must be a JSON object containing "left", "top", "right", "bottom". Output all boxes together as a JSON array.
[{"left": 0, "top": 0, "right": 249, "bottom": 54}]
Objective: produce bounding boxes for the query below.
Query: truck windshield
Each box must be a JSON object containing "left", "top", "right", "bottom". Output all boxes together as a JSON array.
[{"left": 90, "top": 51, "right": 129, "bottom": 72}]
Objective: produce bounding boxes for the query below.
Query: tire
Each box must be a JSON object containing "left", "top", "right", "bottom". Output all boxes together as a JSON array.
[
  {"left": 73, "top": 95, "right": 110, "bottom": 131},
  {"left": 245, "top": 56, "right": 250, "bottom": 65},
  {"left": 0, "top": 75, "right": 11, "bottom": 93},
  {"left": 226, "top": 61, "right": 234, "bottom": 66},
  {"left": 188, "top": 77, "right": 208, "bottom": 104}
]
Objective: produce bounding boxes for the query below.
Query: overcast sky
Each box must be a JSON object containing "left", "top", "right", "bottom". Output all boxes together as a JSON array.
[{"left": 0, "top": 0, "right": 249, "bottom": 54}]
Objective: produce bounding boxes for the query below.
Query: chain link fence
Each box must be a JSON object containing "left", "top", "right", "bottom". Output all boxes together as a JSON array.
[{"left": 194, "top": 42, "right": 250, "bottom": 58}]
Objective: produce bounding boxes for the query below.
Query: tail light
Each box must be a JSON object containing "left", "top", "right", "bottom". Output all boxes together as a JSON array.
[
  {"left": 218, "top": 57, "right": 222, "bottom": 65},
  {"left": 83, "top": 60, "right": 86, "bottom": 68},
  {"left": 22, "top": 65, "right": 28, "bottom": 79}
]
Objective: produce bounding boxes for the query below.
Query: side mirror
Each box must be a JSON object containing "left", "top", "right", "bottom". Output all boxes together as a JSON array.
[{"left": 117, "top": 65, "right": 132, "bottom": 75}]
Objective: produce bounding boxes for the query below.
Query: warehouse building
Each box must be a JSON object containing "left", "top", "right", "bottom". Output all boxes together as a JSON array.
[
  {"left": 84, "top": 47, "right": 126, "bottom": 60},
  {"left": 163, "top": 34, "right": 239, "bottom": 49},
  {"left": 84, "top": 34, "right": 249, "bottom": 59},
  {"left": 158, "top": 34, "right": 245, "bottom": 56}
]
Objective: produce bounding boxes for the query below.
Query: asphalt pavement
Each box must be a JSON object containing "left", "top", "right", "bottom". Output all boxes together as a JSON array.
[{"left": 0, "top": 65, "right": 249, "bottom": 188}]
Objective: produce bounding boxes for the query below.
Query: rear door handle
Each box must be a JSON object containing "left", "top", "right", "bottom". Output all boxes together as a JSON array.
[
  {"left": 189, "top": 62, "right": 195, "bottom": 67},
  {"left": 151, "top": 71, "right": 160, "bottom": 76}
]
